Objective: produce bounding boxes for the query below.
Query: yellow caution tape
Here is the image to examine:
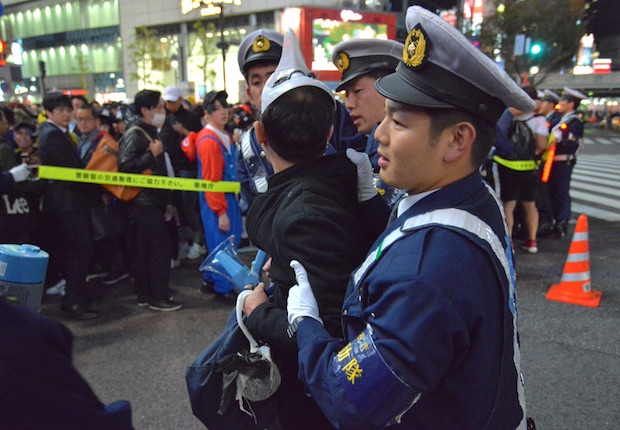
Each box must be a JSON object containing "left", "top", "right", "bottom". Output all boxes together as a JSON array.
[
  {"left": 492, "top": 156, "right": 540, "bottom": 171},
  {"left": 38, "top": 166, "right": 240, "bottom": 193}
]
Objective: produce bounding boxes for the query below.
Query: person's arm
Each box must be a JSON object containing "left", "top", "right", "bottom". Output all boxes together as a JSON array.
[
  {"left": 196, "top": 136, "right": 227, "bottom": 215},
  {"left": 117, "top": 129, "right": 157, "bottom": 174}
]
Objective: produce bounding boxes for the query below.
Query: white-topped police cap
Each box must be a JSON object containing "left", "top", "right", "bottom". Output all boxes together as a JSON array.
[
  {"left": 562, "top": 87, "right": 587, "bottom": 101},
  {"left": 375, "top": 6, "right": 536, "bottom": 123},
  {"left": 331, "top": 39, "right": 404, "bottom": 92},
  {"left": 237, "top": 30, "right": 284, "bottom": 77},
  {"left": 261, "top": 29, "right": 336, "bottom": 114},
  {"left": 541, "top": 89, "right": 560, "bottom": 103}
]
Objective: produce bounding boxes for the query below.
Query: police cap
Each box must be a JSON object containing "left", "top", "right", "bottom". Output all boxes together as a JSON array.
[
  {"left": 541, "top": 89, "right": 560, "bottom": 103},
  {"left": 561, "top": 87, "right": 587, "bottom": 104},
  {"left": 237, "top": 30, "right": 284, "bottom": 77},
  {"left": 331, "top": 39, "right": 404, "bottom": 92},
  {"left": 375, "top": 6, "right": 535, "bottom": 123}
]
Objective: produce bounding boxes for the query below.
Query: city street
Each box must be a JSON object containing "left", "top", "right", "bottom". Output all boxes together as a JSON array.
[{"left": 40, "top": 131, "right": 620, "bottom": 429}]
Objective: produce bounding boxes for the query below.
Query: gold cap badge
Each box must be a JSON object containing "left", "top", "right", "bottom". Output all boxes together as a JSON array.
[
  {"left": 252, "top": 35, "right": 271, "bottom": 53},
  {"left": 336, "top": 52, "right": 350, "bottom": 73},
  {"left": 403, "top": 25, "right": 429, "bottom": 69}
]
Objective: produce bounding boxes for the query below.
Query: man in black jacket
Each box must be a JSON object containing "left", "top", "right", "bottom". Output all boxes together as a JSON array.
[
  {"left": 38, "top": 92, "right": 99, "bottom": 320},
  {"left": 159, "top": 86, "right": 204, "bottom": 261},
  {"left": 240, "top": 30, "right": 379, "bottom": 430},
  {"left": 117, "top": 89, "right": 182, "bottom": 312}
]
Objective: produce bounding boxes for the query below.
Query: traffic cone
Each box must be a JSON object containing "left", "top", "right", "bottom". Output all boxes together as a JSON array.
[{"left": 546, "top": 214, "right": 602, "bottom": 307}]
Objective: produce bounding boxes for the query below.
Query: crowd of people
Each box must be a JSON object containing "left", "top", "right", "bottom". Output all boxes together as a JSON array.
[{"left": 0, "top": 5, "right": 591, "bottom": 428}]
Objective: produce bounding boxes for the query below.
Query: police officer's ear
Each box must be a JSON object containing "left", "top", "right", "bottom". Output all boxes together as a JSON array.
[
  {"left": 444, "top": 121, "right": 476, "bottom": 163},
  {"left": 254, "top": 120, "right": 267, "bottom": 146}
]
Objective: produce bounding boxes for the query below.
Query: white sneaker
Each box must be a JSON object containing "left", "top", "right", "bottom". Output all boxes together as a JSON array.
[
  {"left": 170, "top": 259, "right": 181, "bottom": 269},
  {"left": 46, "top": 279, "right": 66, "bottom": 296},
  {"left": 186, "top": 243, "right": 204, "bottom": 260},
  {"left": 178, "top": 242, "right": 191, "bottom": 259}
]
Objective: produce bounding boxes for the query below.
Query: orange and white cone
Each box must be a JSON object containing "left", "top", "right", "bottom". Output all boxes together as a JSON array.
[{"left": 546, "top": 214, "right": 602, "bottom": 307}]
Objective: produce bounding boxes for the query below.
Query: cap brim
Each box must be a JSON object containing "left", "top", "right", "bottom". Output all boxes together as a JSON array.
[
  {"left": 375, "top": 73, "right": 454, "bottom": 110},
  {"left": 336, "top": 71, "right": 368, "bottom": 92}
]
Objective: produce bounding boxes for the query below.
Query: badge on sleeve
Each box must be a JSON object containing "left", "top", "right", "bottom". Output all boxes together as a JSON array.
[{"left": 331, "top": 325, "right": 421, "bottom": 424}]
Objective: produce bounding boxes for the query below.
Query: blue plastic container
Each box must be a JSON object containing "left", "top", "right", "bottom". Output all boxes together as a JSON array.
[{"left": 0, "top": 244, "right": 49, "bottom": 312}]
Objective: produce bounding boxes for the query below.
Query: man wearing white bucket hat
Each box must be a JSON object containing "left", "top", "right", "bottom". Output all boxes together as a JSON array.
[
  {"left": 286, "top": 6, "right": 534, "bottom": 429},
  {"left": 240, "top": 29, "right": 379, "bottom": 429}
]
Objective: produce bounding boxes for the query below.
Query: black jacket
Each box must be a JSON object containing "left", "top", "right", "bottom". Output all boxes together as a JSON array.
[
  {"left": 159, "top": 106, "right": 202, "bottom": 173},
  {"left": 38, "top": 121, "right": 98, "bottom": 213},
  {"left": 117, "top": 120, "right": 169, "bottom": 207},
  {"left": 246, "top": 153, "right": 374, "bottom": 348},
  {"left": 245, "top": 153, "right": 376, "bottom": 430}
]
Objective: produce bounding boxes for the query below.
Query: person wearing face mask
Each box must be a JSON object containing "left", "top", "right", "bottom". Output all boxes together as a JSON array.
[{"left": 117, "top": 90, "right": 182, "bottom": 312}]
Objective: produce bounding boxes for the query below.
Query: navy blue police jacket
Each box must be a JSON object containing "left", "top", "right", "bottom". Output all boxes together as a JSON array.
[
  {"left": 553, "top": 112, "right": 583, "bottom": 156},
  {"left": 294, "top": 172, "right": 526, "bottom": 430}
]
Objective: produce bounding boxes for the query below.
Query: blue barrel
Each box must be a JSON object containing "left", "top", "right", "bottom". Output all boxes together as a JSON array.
[{"left": 0, "top": 244, "right": 49, "bottom": 312}]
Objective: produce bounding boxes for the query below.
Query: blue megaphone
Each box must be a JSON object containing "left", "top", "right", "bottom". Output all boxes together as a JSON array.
[{"left": 199, "top": 236, "right": 261, "bottom": 289}]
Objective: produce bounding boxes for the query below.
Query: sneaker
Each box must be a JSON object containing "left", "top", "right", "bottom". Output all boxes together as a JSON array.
[
  {"left": 101, "top": 272, "right": 129, "bottom": 286},
  {"left": 136, "top": 296, "right": 150, "bottom": 307},
  {"left": 521, "top": 240, "right": 538, "bottom": 254},
  {"left": 148, "top": 298, "right": 183, "bottom": 312},
  {"left": 186, "top": 242, "right": 203, "bottom": 260},
  {"left": 178, "top": 242, "right": 191, "bottom": 259},
  {"left": 170, "top": 259, "right": 181, "bottom": 269},
  {"left": 46, "top": 279, "right": 66, "bottom": 296},
  {"left": 86, "top": 271, "right": 109, "bottom": 282}
]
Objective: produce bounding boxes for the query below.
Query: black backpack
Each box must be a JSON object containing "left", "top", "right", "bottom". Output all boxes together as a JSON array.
[{"left": 507, "top": 116, "right": 538, "bottom": 161}]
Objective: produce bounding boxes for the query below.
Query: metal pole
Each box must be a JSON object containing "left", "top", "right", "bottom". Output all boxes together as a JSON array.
[{"left": 220, "top": 5, "right": 226, "bottom": 90}]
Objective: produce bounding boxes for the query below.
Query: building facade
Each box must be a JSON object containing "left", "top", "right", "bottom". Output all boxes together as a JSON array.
[{"left": 0, "top": 0, "right": 395, "bottom": 104}]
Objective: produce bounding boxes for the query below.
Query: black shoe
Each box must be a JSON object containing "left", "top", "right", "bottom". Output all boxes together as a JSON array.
[
  {"left": 214, "top": 292, "right": 238, "bottom": 305},
  {"left": 136, "top": 296, "right": 151, "bottom": 307},
  {"left": 61, "top": 302, "right": 99, "bottom": 320},
  {"left": 553, "top": 222, "right": 568, "bottom": 238},
  {"left": 201, "top": 281, "right": 215, "bottom": 295},
  {"left": 148, "top": 298, "right": 183, "bottom": 312},
  {"left": 102, "top": 272, "right": 129, "bottom": 286}
]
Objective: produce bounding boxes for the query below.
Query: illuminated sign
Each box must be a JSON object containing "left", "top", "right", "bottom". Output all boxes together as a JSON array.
[
  {"left": 181, "top": 0, "right": 240, "bottom": 15},
  {"left": 282, "top": 7, "right": 396, "bottom": 81}
]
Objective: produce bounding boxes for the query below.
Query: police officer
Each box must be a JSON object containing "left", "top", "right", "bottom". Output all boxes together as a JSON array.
[
  {"left": 547, "top": 86, "right": 585, "bottom": 237},
  {"left": 332, "top": 39, "right": 403, "bottom": 169},
  {"left": 332, "top": 39, "right": 405, "bottom": 207},
  {"left": 285, "top": 6, "right": 534, "bottom": 429},
  {"left": 539, "top": 89, "right": 562, "bottom": 130},
  {"left": 236, "top": 29, "right": 283, "bottom": 212}
]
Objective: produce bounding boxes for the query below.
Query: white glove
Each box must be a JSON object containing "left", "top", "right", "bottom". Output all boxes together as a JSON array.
[
  {"left": 287, "top": 260, "right": 323, "bottom": 325},
  {"left": 9, "top": 163, "right": 29, "bottom": 183},
  {"left": 552, "top": 127, "right": 563, "bottom": 143},
  {"left": 346, "top": 148, "right": 377, "bottom": 202}
]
